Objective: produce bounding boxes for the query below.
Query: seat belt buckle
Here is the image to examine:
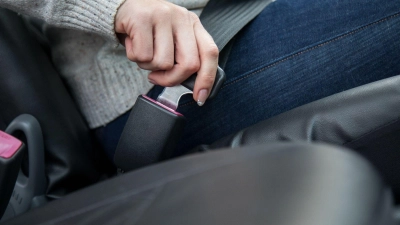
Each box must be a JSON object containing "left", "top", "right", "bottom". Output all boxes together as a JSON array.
[
  {"left": 114, "top": 67, "right": 226, "bottom": 172},
  {"left": 156, "top": 66, "right": 225, "bottom": 109},
  {"left": 114, "top": 94, "right": 186, "bottom": 172}
]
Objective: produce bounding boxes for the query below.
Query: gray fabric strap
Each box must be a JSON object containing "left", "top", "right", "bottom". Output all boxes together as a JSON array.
[{"left": 200, "top": 0, "right": 273, "bottom": 51}]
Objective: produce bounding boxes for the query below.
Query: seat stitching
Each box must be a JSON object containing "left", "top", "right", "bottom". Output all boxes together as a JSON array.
[{"left": 341, "top": 117, "right": 400, "bottom": 146}]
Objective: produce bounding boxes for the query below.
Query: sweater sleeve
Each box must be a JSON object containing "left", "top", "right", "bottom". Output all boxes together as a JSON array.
[{"left": 0, "top": 0, "right": 125, "bottom": 42}]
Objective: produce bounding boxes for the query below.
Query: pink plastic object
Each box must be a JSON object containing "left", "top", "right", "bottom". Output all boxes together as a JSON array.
[{"left": 0, "top": 131, "right": 22, "bottom": 159}]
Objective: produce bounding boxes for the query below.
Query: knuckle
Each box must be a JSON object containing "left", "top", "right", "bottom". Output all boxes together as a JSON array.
[
  {"left": 175, "top": 6, "right": 190, "bottom": 18},
  {"left": 189, "top": 11, "right": 200, "bottom": 21},
  {"left": 155, "top": 60, "right": 174, "bottom": 70},
  {"left": 160, "top": 79, "right": 178, "bottom": 87},
  {"left": 126, "top": 51, "right": 137, "bottom": 62},
  {"left": 202, "top": 73, "right": 216, "bottom": 86},
  {"left": 136, "top": 52, "right": 153, "bottom": 62},
  {"left": 138, "top": 8, "right": 153, "bottom": 21},
  {"left": 177, "top": 5, "right": 189, "bottom": 13},
  {"left": 156, "top": 5, "right": 172, "bottom": 19},
  {"left": 184, "top": 60, "right": 201, "bottom": 73},
  {"left": 206, "top": 44, "right": 219, "bottom": 58},
  {"left": 137, "top": 63, "right": 151, "bottom": 71}
]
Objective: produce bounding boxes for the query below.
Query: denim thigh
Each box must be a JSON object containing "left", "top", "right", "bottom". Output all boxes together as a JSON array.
[{"left": 162, "top": 0, "right": 400, "bottom": 155}]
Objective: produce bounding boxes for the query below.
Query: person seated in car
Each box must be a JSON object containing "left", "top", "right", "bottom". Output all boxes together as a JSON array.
[{"left": 1, "top": 0, "right": 399, "bottom": 159}]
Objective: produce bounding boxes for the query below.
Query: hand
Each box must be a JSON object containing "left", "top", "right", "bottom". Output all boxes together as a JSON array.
[{"left": 115, "top": 0, "right": 219, "bottom": 105}]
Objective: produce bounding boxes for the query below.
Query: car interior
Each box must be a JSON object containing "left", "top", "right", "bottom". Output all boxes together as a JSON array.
[{"left": 1, "top": 5, "right": 400, "bottom": 225}]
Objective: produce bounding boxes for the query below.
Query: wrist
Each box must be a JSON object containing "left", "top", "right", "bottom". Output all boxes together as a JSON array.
[{"left": 60, "top": 0, "right": 126, "bottom": 42}]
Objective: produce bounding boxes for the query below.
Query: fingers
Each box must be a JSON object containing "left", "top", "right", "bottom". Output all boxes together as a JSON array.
[
  {"left": 115, "top": 0, "right": 219, "bottom": 106},
  {"left": 148, "top": 9, "right": 200, "bottom": 86},
  {"left": 191, "top": 14, "right": 219, "bottom": 105},
  {"left": 137, "top": 20, "right": 174, "bottom": 71},
  {"left": 125, "top": 23, "right": 154, "bottom": 62}
]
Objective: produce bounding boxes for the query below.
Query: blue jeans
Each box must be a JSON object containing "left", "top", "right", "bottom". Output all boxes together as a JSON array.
[{"left": 96, "top": 0, "right": 400, "bottom": 160}]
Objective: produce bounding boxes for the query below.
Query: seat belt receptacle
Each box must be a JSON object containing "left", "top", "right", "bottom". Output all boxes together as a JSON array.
[
  {"left": 114, "top": 95, "right": 186, "bottom": 172},
  {"left": 0, "top": 131, "right": 25, "bottom": 219}
]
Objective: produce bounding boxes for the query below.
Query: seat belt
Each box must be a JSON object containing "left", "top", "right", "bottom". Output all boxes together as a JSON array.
[
  {"left": 200, "top": 0, "right": 273, "bottom": 51},
  {"left": 114, "top": 0, "right": 273, "bottom": 172}
]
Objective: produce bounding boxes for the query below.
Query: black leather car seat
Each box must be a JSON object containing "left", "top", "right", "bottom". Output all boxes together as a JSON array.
[{"left": 2, "top": 143, "right": 396, "bottom": 225}]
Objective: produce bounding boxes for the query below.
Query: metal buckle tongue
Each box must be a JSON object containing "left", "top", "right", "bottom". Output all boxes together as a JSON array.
[
  {"left": 155, "top": 66, "right": 226, "bottom": 111},
  {"left": 157, "top": 85, "right": 193, "bottom": 111}
]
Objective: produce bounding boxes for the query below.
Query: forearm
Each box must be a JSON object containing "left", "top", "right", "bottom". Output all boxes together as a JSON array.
[{"left": 0, "top": 0, "right": 125, "bottom": 41}]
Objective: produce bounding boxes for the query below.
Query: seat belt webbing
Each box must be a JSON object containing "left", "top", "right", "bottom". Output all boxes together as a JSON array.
[{"left": 200, "top": 0, "right": 273, "bottom": 51}]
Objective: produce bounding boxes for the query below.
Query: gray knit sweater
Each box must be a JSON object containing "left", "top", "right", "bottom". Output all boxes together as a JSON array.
[{"left": 0, "top": 0, "right": 209, "bottom": 128}]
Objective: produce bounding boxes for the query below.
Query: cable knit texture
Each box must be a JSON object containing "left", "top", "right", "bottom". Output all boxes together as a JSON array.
[{"left": 0, "top": 0, "right": 210, "bottom": 128}]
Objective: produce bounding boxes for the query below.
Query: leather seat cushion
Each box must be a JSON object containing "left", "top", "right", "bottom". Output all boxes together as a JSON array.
[{"left": 4, "top": 143, "right": 393, "bottom": 225}]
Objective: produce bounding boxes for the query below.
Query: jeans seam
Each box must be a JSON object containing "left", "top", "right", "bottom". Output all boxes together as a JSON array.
[
  {"left": 180, "top": 11, "right": 400, "bottom": 108},
  {"left": 223, "top": 11, "right": 400, "bottom": 89}
]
